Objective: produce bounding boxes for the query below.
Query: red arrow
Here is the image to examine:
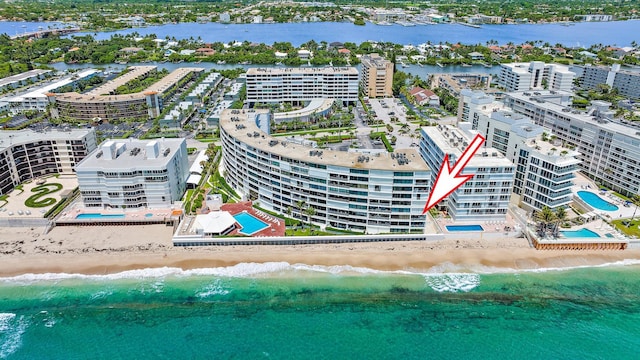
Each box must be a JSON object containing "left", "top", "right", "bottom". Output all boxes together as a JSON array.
[{"left": 422, "top": 133, "right": 486, "bottom": 214}]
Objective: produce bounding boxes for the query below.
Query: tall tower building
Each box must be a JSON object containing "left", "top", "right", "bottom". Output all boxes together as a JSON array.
[{"left": 360, "top": 54, "right": 394, "bottom": 98}]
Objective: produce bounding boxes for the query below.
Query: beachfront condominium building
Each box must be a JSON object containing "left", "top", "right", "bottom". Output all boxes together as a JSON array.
[
  {"left": 473, "top": 109, "right": 581, "bottom": 212},
  {"left": 47, "top": 67, "right": 204, "bottom": 122},
  {"left": 0, "top": 128, "right": 97, "bottom": 195},
  {"left": 578, "top": 64, "right": 640, "bottom": 100},
  {"left": 245, "top": 67, "right": 359, "bottom": 105},
  {"left": 504, "top": 90, "right": 640, "bottom": 197},
  {"left": 220, "top": 109, "right": 431, "bottom": 234},
  {"left": 419, "top": 124, "right": 515, "bottom": 221},
  {"left": 498, "top": 62, "right": 575, "bottom": 92},
  {"left": 360, "top": 54, "right": 394, "bottom": 98},
  {"left": 75, "top": 138, "right": 189, "bottom": 209}
]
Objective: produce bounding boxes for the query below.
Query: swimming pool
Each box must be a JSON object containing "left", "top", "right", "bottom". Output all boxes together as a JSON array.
[
  {"left": 76, "top": 213, "right": 126, "bottom": 220},
  {"left": 560, "top": 228, "right": 601, "bottom": 238},
  {"left": 446, "top": 225, "right": 484, "bottom": 232},
  {"left": 234, "top": 212, "right": 269, "bottom": 235},
  {"left": 577, "top": 191, "right": 619, "bottom": 211}
]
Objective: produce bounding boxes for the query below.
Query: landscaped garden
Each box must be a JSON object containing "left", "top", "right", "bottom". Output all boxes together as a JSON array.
[
  {"left": 612, "top": 219, "right": 640, "bottom": 238},
  {"left": 25, "top": 183, "right": 63, "bottom": 208}
]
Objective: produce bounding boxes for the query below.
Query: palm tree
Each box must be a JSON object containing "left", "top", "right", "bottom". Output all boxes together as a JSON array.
[
  {"left": 296, "top": 200, "right": 306, "bottom": 225},
  {"left": 554, "top": 207, "right": 567, "bottom": 237},
  {"left": 303, "top": 206, "right": 316, "bottom": 230},
  {"left": 535, "top": 206, "right": 556, "bottom": 237}
]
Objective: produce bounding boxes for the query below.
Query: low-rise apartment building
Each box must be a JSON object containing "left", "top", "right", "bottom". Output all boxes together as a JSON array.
[
  {"left": 0, "top": 128, "right": 97, "bottom": 195},
  {"left": 75, "top": 138, "right": 189, "bottom": 209},
  {"left": 48, "top": 67, "right": 204, "bottom": 121}
]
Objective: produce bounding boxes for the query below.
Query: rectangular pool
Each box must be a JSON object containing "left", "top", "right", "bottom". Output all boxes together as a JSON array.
[
  {"left": 446, "top": 225, "right": 484, "bottom": 232},
  {"left": 233, "top": 212, "right": 269, "bottom": 235},
  {"left": 76, "top": 213, "right": 126, "bottom": 219}
]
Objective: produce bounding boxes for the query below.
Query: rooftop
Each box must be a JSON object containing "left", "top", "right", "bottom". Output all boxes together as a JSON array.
[
  {"left": 53, "top": 67, "right": 204, "bottom": 103},
  {"left": 0, "top": 128, "right": 94, "bottom": 151},
  {"left": 221, "top": 109, "right": 429, "bottom": 171},
  {"left": 246, "top": 67, "right": 358, "bottom": 76},
  {"left": 6, "top": 69, "right": 101, "bottom": 101},
  {"left": 507, "top": 91, "right": 640, "bottom": 140},
  {"left": 86, "top": 66, "right": 156, "bottom": 96},
  {"left": 423, "top": 125, "right": 513, "bottom": 167},
  {"left": 76, "top": 138, "right": 185, "bottom": 170},
  {"left": 273, "top": 98, "right": 334, "bottom": 121},
  {"left": 0, "top": 69, "right": 51, "bottom": 88}
]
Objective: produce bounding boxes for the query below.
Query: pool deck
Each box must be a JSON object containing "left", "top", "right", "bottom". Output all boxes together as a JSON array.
[
  {"left": 572, "top": 187, "right": 637, "bottom": 220},
  {"left": 55, "top": 200, "right": 181, "bottom": 225},
  {"left": 436, "top": 213, "right": 519, "bottom": 234},
  {"left": 220, "top": 202, "right": 286, "bottom": 237}
]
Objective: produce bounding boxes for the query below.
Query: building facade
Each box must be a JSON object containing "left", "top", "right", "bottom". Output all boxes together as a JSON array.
[
  {"left": 220, "top": 109, "right": 431, "bottom": 234},
  {"left": 360, "top": 54, "right": 394, "bottom": 98},
  {"left": 499, "top": 62, "right": 575, "bottom": 92},
  {"left": 75, "top": 138, "right": 189, "bottom": 209},
  {"left": 419, "top": 124, "right": 515, "bottom": 221},
  {"left": 48, "top": 67, "right": 204, "bottom": 121},
  {"left": 5, "top": 69, "right": 101, "bottom": 114},
  {"left": 245, "top": 67, "right": 359, "bottom": 105},
  {"left": 473, "top": 110, "right": 580, "bottom": 212},
  {"left": 504, "top": 90, "right": 640, "bottom": 196},
  {"left": 0, "top": 128, "right": 97, "bottom": 195},
  {"left": 578, "top": 64, "right": 640, "bottom": 100}
]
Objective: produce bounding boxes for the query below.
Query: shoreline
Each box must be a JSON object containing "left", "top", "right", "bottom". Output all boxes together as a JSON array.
[{"left": 2, "top": 225, "right": 640, "bottom": 278}]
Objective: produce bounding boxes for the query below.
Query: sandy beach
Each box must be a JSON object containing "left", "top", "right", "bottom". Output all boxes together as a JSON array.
[{"left": 1, "top": 224, "right": 640, "bottom": 277}]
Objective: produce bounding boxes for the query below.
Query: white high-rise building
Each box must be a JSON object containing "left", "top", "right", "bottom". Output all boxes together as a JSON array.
[
  {"left": 474, "top": 109, "right": 581, "bottom": 212},
  {"left": 504, "top": 90, "right": 640, "bottom": 196},
  {"left": 245, "top": 67, "right": 359, "bottom": 105},
  {"left": 499, "top": 62, "right": 575, "bottom": 92},
  {"left": 75, "top": 138, "right": 189, "bottom": 209},
  {"left": 419, "top": 124, "right": 515, "bottom": 221},
  {"left": 220, "top": 109, "right": 431, "bottom": 234}
]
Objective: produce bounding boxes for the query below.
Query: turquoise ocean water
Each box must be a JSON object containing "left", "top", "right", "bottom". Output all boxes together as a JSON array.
[{"left": 2, "top": 261, "right": 640, "bottom": 359}]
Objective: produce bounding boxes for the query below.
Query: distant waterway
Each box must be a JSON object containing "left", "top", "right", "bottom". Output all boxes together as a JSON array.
[{"left": 4, "top": 20, "right": 637, "bottom": 47}]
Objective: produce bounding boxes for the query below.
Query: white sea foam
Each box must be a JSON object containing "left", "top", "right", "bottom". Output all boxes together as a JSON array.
[
  {"left": 0, "top": 313, "right": 28, "bottom": 359},
  {"left": 1, "top": 259, "right": 640, "bottom": 283},
  {"left": 197, "top": 279, "right": 230, "bottom": 298},
  {"left": 90, "top": 289, "right": 113, "bottom": 301},
  {"left": 0, "top": 314, "right": 15, "bottom": 332},
  {"left": 423, "top": 274, "right": 481, "bottom": 293}
]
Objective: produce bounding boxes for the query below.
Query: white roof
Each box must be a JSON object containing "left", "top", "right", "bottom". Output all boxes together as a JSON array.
[
  {"left": 187, "top": 174, "right": 202, "bottom": 185},
  {"left": 9, "top": 69, "right": 100, "bottom": 101},
  {"left": 194, "top": 211, "right": 236, "bottom": 234},
  {"left": 189, "top": 150, "right": 209, "bottom": 174}
]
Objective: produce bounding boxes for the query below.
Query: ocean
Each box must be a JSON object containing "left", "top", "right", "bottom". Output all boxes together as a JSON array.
[{"left": 2, "top": 261, "right": 640, "bottom": 359}]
